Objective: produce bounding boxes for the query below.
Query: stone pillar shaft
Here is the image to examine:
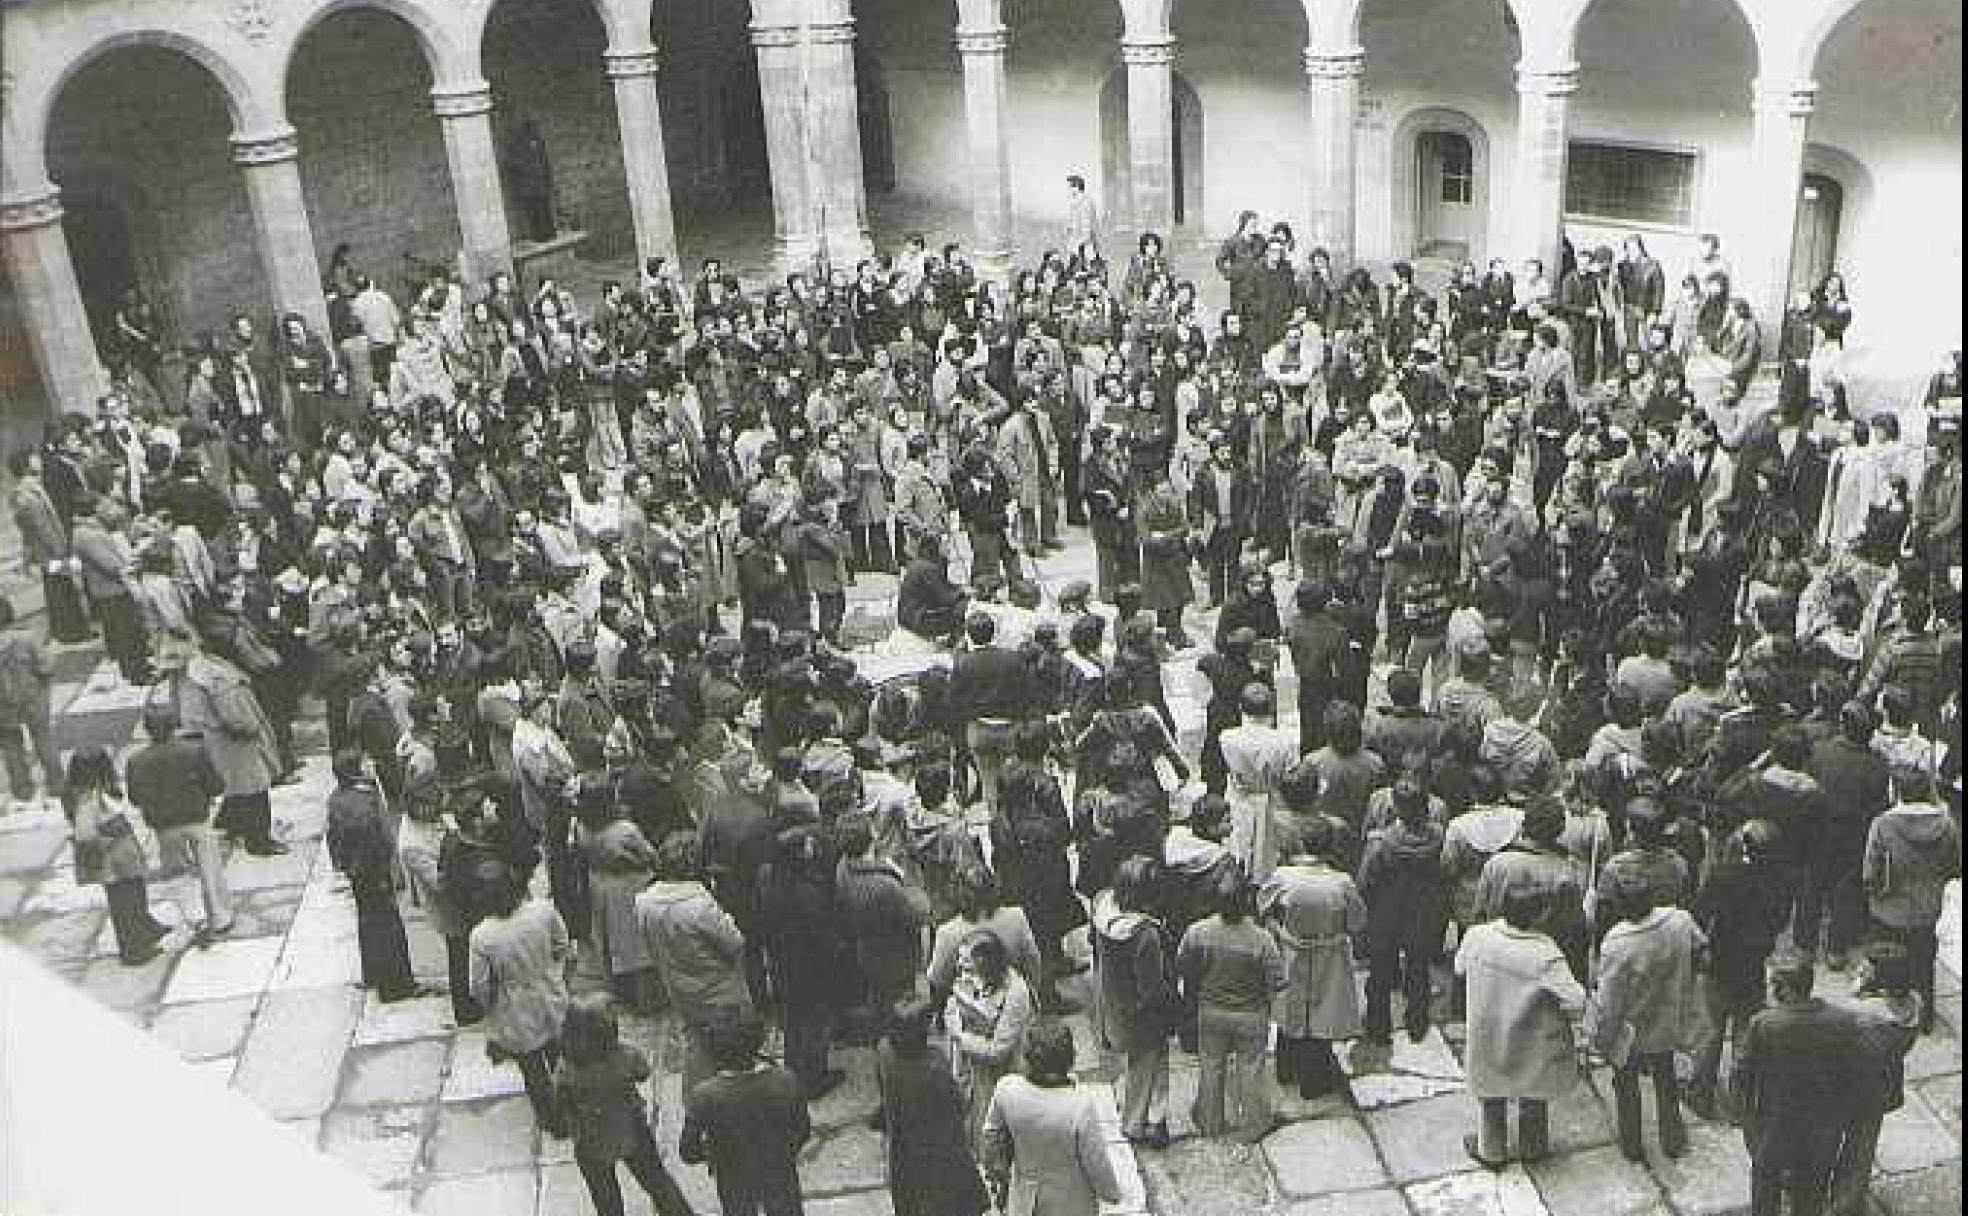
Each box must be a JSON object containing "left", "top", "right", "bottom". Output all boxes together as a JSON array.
[
  {"left": 1745, "top": 80, "right": 1817, "bottom": 336},
  {"left": 1121, "top": 36, "right": 1176, "bottom": 235},
  {"left": 1511, "top": 64, "right": 1578, "bottom": 277},
  {"left": 956, "top": 25, "right": 1013, "bottom": 274},
  {"left": 232, "top": 128, "right": 330, "bottom": 339},
  {"left": 751, "top": 22, "right": 819, "bottom": 271},
  {"left": 2, "top": 187, "right": 109, "bottom": 414},
  {"left": 606, "top": 48, "right": 681, "bottom": 269},
  {"left": 431, "top": 84, "right": 513, "bottom": 284},
  {"left": 1304, "top": 48, "right": 1363, "bottom": 270}
]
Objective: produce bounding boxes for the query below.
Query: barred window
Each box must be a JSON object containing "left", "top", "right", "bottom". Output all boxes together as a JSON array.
[{"left": 1564, "top": 141, "right": 1697, "bottom": 229}]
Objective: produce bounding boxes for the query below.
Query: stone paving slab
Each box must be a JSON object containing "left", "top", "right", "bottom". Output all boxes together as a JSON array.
[
  {"left": 1525, "top": 1144, "right": 1672, "bottom": 1216},
  {"left": 1869, "top": 1163, "right": 1961, "bottom": 1216},
  {"left": 322, "top": 1104, "right": 432, "bottom": 1190},
  {"left": 1404, "top": 1165, "right": 1547, "bottom": 1216},
  {"left": 354, "top": 989, "right": 459, "bottom": 1047},
  {"left": 1138, "top": 1135, "right": 1277, "bottom": 1213},
  {"left": 1288, "top": 1187, "right": 1413, "bottom": 1216},
  {"left": 342, "top": 1040, "right": 451, "bottom": 1107},
  {"left": 1266, "top": 1116, "right": 1391, "bottom": 1197},
  {"left": 415, "top": 1168, "right": 538, "bottom": 1216},
  {"left": 1368, "top": 1094, "right": 1484, "bottom": 1184},
  {"left": 160, "top": 933, "right": 284, "bottom": 1004},
  {"left": 441, "top": 1029, "right": 532, "bottom": 1103},
  {"left": 231, "top": 985, "right": 364, "bottom": 1120},
  {"left": 148, "top": 994, "right": 261, "bottom": 1062},
  {"left": 426, "top": 1095, "right": 542, "bottom": 1177},
  {"left": 1648, "top": 1121, "right": 1754, "bottom": 1216},
  {"left": 1915, "top": 1074, "right": 1961, "bottom": 1137},
  {"left": 1876, "top": 1095, "right": 1961, "bottom": 1176}
]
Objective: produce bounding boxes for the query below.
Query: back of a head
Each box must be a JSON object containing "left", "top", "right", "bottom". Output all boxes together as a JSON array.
[
  {"left": 1023, "top": 1018, "right": 1076, "bottom": 1082},
  {"left": 1860, "top": 940, "right": 1913, "bottom": 996},
  {"left": 1240, "top": 682, "right": 1276, "bottom": 720},
  {"left": 1765, "top": 947, "right": 1815, "bottom": 1001},
  {"left": 1386, "top": 669, "right": 1423, "bottom": 710},
  {"left": 1323, "top": 701, "right": 1363, "bottom": 753},
  {"left": 966, "top": 611, "right": 996, "bottom": 646},
  {"left": 1113, "top": 855, "right": 1160, "bottom": 914},
  {"left": 1624, "top": 796, "right": 1669, "bottom": 847},
  {"left": 143, "top": 701, "right": 181, "bottom": 742},
  {"left": 886, "top": 995, "right": 936, "bottom": 1056},
  {"left": 706, "top": 1014, "right": 767, "bottom": 1070},
  {"left": 474, "top": 858, "right": 523, "bottom": 918},
  {"left": 1769, "top": 724, "right": 1811, "bottom": 771},
  {"left": 1500, "top": 883, "right": 1546, "bottom": 931}
]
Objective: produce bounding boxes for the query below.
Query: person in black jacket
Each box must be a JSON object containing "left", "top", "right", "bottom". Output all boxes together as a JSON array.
[
  {"left": 1357, "top": 779, "right": 1449, "bottom": 1043},
  {"left": 325, "top": 748, "right": 422, "bottom": 1003},
  {"left": 949, "top": 612, "right": 1033, "bottom": 812},
  {"left": 951, "top": 444, "right": 1022, "bottom": 589},
  {"left": 680, "top": 1016, "right": 811, "bottom": 1216}
]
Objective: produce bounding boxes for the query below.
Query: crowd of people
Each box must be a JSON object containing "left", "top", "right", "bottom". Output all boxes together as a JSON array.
[{"left": 3, "top": 188, "right": 1963, "bottom": 1216}]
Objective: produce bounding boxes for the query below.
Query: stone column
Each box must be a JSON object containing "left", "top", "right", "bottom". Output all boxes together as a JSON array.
[
  {"left": 431, "top": 82, "right": 513, "bottom": 284},
  {"left": 1510, "top": 62, "right": 1577, "bottom": 277},
  {"left": 750, "top": 20, "right": 819, "bottom": 271},
  {"left": 2, "top": 186, "right": 110, "bottom": 414},
  {"left": 605, "top": 46, "right": 681, "bottom": 270},
  {"left": 1744, "top": 79, "right": 1816, "bottom": 337},
  {"left": 231, "top": 127, "right": 330, "bottom": 339},
  {"left": 804, "top": 16, "right": 874, "bottom": 266},
  {"left": 1304, "top": 47, "right": 1364, "bottom": 269},
  {"left": 956, "top": 23, "right": 1014, "bottom": 277},
  {"left": 1120, "top": 35, "right": 1176, "bottom": 235}
]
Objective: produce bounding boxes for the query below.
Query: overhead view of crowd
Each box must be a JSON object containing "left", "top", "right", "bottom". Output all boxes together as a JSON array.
[{"left": 3, "top": 192, "right": 1962, "bottom": 1216}]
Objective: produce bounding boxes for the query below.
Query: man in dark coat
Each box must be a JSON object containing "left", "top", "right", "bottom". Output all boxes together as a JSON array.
[
  {"left": 325, "top": 749, "right": 421, "bottom": 1003},
  {"left": 1287, "top": 580, "right": 1352, "bottom": 754},
  {"left": 1803, "top": 701, "right": 1892, "bottom": 966},
  {"left": 1733, "top": 950, "right": 1862, "bottom": 1216},
  {"left": 681, "top": 1016, "right": 810, "bottom": 1216}
]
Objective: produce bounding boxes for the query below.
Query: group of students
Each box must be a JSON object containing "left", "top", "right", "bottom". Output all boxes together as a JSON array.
[{"left": 3, "top": 183, "right": 1961, "bottom": 1216}]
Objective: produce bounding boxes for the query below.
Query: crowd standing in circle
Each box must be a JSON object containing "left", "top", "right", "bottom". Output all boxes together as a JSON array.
[{"left": 4, "top": 188, "right": 1962, "bottom": 1216}]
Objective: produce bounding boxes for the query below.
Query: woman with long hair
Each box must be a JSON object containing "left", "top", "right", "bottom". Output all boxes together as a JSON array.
[{"left": 68, "top": 746, "right": 169, "bottom": 965}]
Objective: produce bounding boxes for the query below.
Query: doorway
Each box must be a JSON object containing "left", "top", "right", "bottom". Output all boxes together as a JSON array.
[
  {"left": 1099, "top": 69, "right": 1204, "bottom": 232},
  {"left": 1415, "top": 129, "right": 1476, "bottom": 261},
  {"left": 857, "top": 49, "right": 895, "bottom": 196},
  {"left": 1788, "top": 173, "right": 1843, "bottom": 298}
]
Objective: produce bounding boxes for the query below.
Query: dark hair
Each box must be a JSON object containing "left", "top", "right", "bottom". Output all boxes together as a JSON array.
[
  {"left": 475, "top": 858, "right": 525, "bottom": 918},
  {"left": 1023, "top": 1019, "right": 1076, "bottom": 1083},
  {"left": 67, "top": 746, "right": 122, "bottom": 798},
  {"left": 887, "top": 996, "right": 936, "bottom": 1055},
  {"left": 963, "top": 928, "right": 1011, "bottom": 982},
  {"left": 1860, "top": 941, "right": 1913, "bottom": 996},
  {"left": 706, "top": 1014, "right": 767, "bottom": 1069},
  {"left": 1323, "top": 702, "right": 1363, "bottom": 753},
  {"left": 1500, "top": 884, "right": 1545, "bottom": 930},
  {"left": 560, "top": 993, "right": 621, "bottom": 1064},
  {"left": 1214, "top": 868, "right": 1256, "bottom": 922}
]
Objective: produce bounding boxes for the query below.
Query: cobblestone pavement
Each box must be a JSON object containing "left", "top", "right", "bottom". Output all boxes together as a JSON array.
[{"left": 1, "top": 532, "right": 1958, "bottom": 1216}]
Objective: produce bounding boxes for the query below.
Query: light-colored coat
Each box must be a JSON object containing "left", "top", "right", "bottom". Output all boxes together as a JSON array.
[
  {"left": 1455, "top": 921, "right": 1587, "bottom": 1101},
  {"left": 982, "top": 1076, "right": 1125, "bottom": 1216},
  {"left": 1590, "top": 906, "right": 1705, "bottom": 1059},
  {"left": 468, "top": 899, "right": 571, "bottom": 1054},
  {"left": 635, "top": 878, "right": 755, "bottom": 1027},
  {"left": 995, "top": 407, "right": 1057, "bottom": 513},
  {"left": 177, "top": 652, "right": 280, "bottom": 798},
  {"left": 1259, "top": 860, "right": 1365, "bottom": 1039}
]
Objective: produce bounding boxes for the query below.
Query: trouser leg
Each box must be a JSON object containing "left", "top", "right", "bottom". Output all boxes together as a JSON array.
[
  {"left": 447, "top": 933, "right": 482, "bottom": 1024},
  {"left": 1830, "top": 1116, "right": 1882, "bottom": 1216},
  {"left": 1121, "top": 1041, "right": 1169, "bottom": 1134},
  {"left": 0, "top": 723, "right": 33, "bottom": 800},
  {"left": 191, "top": 826, "right": 234, "bottom": 929},
  {"left": 515, "top": 1044, "right": 562, "bottom": 1132},
  {"left": 1614, "top": 1063, "right": 1646, "bottom": 1158},
  {"left": 1402, "top": 936, "right": 1437, "bottom": 1036},
  {"left": 576, "top": 1155, "right": 627, "bottom": 1216},
  {"left": 1193, "top": 1011, "right": 1229, "bottom": 1136},
  {"left": 104, "top": 877, "right": 159, "bottom": 961},
  {"left": 1364, "top": 936, "right": 1399, "bottom": 1039},
  {"left": 621, "top": 1122, "right": 695, "bottom": 1216}
]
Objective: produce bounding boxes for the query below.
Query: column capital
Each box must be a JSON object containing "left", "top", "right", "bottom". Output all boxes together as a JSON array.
[
  {"left": 954, "top": 25, "right": 1010, "bottom": 55},
  {"left": 604, "top": 46, "right": 660, "bottom": 80},
  {"left": 1752, "top": 78, "right": 1818, "bottom": 117},
  {"left": 749, "top": 21, "right": 800, "bottom": 48},
  {"left": 0, "top": 186, "right": 63, "bottom": 233},
  {"left": 1120, "top": 35, "right": 1176, "bottom": 67},
  {"left": 1514, "top": 63, "right": 1580, "bottom": 97},
  {"left": 431, "top": 82, "right": 494, "bottom": 118},
  {"left": 230, "top": 125, "right": 299, "bottom": 166},
  {"left": 1302, "top": 47, "right": 1365, "bottom": 79},
  {"left": 807, "top": 17, "right": 856, "bottom": 45}
]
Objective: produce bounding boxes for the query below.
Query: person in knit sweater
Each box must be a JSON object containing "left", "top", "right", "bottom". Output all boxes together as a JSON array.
[{"left": 1862, "top": 767, "right": 1961, "bottom": 1032}]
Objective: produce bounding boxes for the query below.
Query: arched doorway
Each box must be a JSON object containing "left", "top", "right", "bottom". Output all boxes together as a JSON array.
[
  {"left": 856, "top": 48, "right": 896, "bottom": 196},
  {"left": 1098, "top": 68, "right": 1204, "bottom": 231},
  {"left": 1389, "top": 107, "right": 1491, "bottom": 264},
  {"left": 46, "top": 45, "right": 267, "bottom": 353},
  {"left": 658, "top": 0, "right": 773, "bottom": 250},
  {"left": 1788, "top": 173, "right": 1843, "bottom": 298},
  {"left": 484, "top": 0, "right": 634, "bottom": 260},
  {"left": 287, "top": 8, "right": 460, "bottom": 297}
]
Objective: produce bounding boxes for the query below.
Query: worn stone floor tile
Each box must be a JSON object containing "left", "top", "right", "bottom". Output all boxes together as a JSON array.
[
  {"left": 19, "top": 867, "right": 105, "bottom": 916},
  {"left": 0, "top": 872, "right": 38, "bottom": 918},
  {"left": 225, "top": 843, "right": 318, "bottom": 894},
  {"left": 1139, "top": 1133, "right": 1277, "bottom": 1214},
  {"left": 13, "top": 909, "right": 106, "bottom": 965},
  {"left": 269, "top": 930, "right": 364, "bottom": 992},
  {"left": 440, "top": 1030, "right": 530, "bottom": 1102},
  {"left": 0, "top": 822, "right": 67, "bottom": 874},
  {"left": 354, "top": 989, "right": 458, "bottom": 1047},
  {"left": 1904, "top": 1031, "right": 1962, "bottom": 1083},
  {"left": 1265, "top": 1115, "right": 1389, "bottom": 1197},
  {"left": 148, "top": 995, "right": 260, "bottom": 1062},
  {"left": 1407, "top": 1165, "right": 1548, "bottom": 1216},
  {"left": 285, "top": 891, "right": 360, "bottom": 941},
  {"left": 1875, "top": 1097, "right": 1960, "bottom": 1176},
  {"left": 160, "top": 933, "right": 283, "bottom": 1004},
  {"left": 1870, "top": 1163, "right": 1961, "bottom": 1216},
  {"left": 1526, "top": 1144, "right": 1672, "bottom": 1216},
  {"left": 77, "top": 946, "right": 177, "bottom": 1010},
  {"left": 415, "top": 1168, "right": 539, "bottom": 1216},
  {"left": 426, "top": 1096, "right": 542, "bottom": 1177},
  {"left": 187, "top": 1054, "right": 239, "bottom": 1089},
  {"left": 231, "top": 985, "right": 363, "bottom": 1120},
  {"left": 797, "top": 1121, "right": 888, "bottom": 1195},
  {"left": 1648, "top": 1121, "right": 1754, "bottom": 1216},
  {"left": 342, "top": 1039, "right": 451, "bottom": 1107},
  {"left": 1914, "top": 1074, "right": 1960, "bottom": 1136},
  {"left": 1288, "top": 1187, "right": 1414, "bottom": 1216},
  {"left": 1368, "top": 1093, "right": 1482, "bottom": 1183},
  {"left": 322, "top": 1103, "right": 433, "bottom": 1190}
]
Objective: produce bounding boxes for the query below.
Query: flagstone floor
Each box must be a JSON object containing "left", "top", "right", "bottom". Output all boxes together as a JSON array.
[{"left": 1, "top": 530, "right": 1959, "bottom": 1216}]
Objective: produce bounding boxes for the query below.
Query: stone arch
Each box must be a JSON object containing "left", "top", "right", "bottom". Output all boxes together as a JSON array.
[
  {"left": 1571, "top": 0, "right": 1760, "bottom": 76},
  {"left": 1787, "top": 0, "right": 1873, "bottom": 81},
  {"left": 279, "top": 0, "right": 475, "bottom": 94},
  {"left": 1389, "top": 106, "right": 1491, "bottom": 264},
  {"left": 20, "top": 31, "right": 262, "bottom": 185}
]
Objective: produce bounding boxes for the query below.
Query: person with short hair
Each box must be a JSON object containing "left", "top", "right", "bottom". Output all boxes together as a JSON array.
[
  {"left": 680, "top": 1015, "right": 811, "bottom": 1216},
  {"left": 553, "top": 994, "right": 695, "bottom": 1216},
  {"left": 1734, "top": 951, "right": 1864, "bottom": 1216},
  {"left": 1456, "top": 883, "right": 1588, "bottom": 1167},
  {"left": 1862, "top": 766, "right": 1959, "bottom": 1032},
  {"left": 1092, "top": 855, "right": 1175, "bottom": 1146},
  {"left": 124, "top": 701, "right": 233, "bottom": 942},
  {"left": 1260, "top": 816, "right": 1366, "bottom": 1103},
  {"left": 0, "top": 595, "right": 63, "bottom": 808},
  {"left": 983, "top": 1019, "right": 1124, "bottom": 1213},
  {"left": 469, "top": 857, "right": 572, "bottom": 1135},
  {"left": 68, "top": 746, "right": 169, "bottom": 966},
  {"left": 1591, "top": 881, "right": 1703, "bottom": 1162},
  {"left": 1177, "top": 868, "right": 1285, "bottom": 1141},
  {"left": 876, "top": 997, "right": 991, "bottom": 1216},
  {"left": 326, "top": 748, "right": 423, "bottom": 1004}
]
